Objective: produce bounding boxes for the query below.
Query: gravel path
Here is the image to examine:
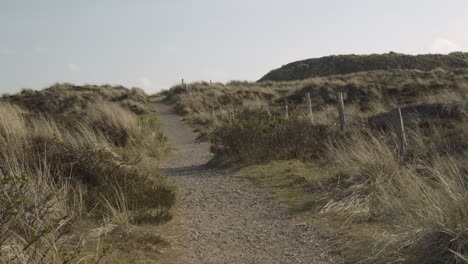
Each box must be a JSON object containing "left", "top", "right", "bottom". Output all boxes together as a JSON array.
[{"left": 154, "top": 99, "right": 341, "bottom": 264}]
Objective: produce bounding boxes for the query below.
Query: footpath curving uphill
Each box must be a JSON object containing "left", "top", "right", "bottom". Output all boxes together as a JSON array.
[{"left": 153, "top": 98, "right": 342, "bottom": 264}]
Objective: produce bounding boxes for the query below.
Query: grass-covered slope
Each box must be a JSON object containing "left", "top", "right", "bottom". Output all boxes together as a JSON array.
[
  {"left": 259, "top": 52, "right": 468, "bottom": 81},
  {"left": 165, "top": 68, "right": 468, "bottom": 263},
  {"left": 166, "top": 68, "right": 468, "bottom": 140},
  {"left": 0, "top": 83, "right": 174, "bottom": 263}
]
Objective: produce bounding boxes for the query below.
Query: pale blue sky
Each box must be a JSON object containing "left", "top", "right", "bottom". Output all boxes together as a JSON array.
[{"left": 1, "top": 0, "right": 467, "bottom": 93}]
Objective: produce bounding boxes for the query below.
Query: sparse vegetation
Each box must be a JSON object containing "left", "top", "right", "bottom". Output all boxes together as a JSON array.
[
  {"left": 0, "top": 84, "right": 174, "bottom": 263},
  {"left": 166, "top": 63, "right": 468, "bottom": 263}
]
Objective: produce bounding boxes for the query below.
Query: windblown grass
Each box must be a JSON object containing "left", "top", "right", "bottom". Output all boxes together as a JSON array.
[{"left": 0, "top": 84, "right": 173, "bottom": 263}]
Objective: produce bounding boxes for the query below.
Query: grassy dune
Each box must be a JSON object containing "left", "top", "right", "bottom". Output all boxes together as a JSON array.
[
  {"left": 0, "top": 84, "right": 174, "bottom": 263},
  {"left": 259, "top": 52, "right": 468, "bottom": 81},
  {"left": 165, "top": 68, "right": 467, "bottom": 139},
  {"left": 166, "top": 68, "right": 468, "bottom": 263}
]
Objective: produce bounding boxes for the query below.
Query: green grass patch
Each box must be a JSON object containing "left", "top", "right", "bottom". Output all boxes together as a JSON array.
[{"left": 235, "top": 160, "right": 335, "bottom": 212}]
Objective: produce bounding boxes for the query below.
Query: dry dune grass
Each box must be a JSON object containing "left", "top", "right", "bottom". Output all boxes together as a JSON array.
[
  {"left": 166, "top": 68, "right": 468, "bottom": 263},
  {"left": 165, "top": 80, "right": 294, "bottom": 138},
  {"left": 323, "top": 126, "right": 468, "bottom": 262},
  {"left": 0, "top": 84, "right": 173, "bottom": 263},
  {"left": 166, "top": 68, "right": 468, "bottom": 139},
  {"left": 6, "top": 83, "right": 150, "bottom": 115}
]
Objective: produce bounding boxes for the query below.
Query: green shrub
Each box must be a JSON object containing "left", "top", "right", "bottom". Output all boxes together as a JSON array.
[
  {"left": 0, "top": 167, "right": 85, "bottom": 263},
  {"left": 210, "top": 112, "right": 330, "bottom": 164}
]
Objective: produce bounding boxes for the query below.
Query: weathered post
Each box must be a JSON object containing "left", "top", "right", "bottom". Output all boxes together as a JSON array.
[
  {"left": 285, "top": 104, "right": 289, "bottom": 120},
  {"left": 395, "top": 107, "right": 408, "bottom": 162},
  {"left": 337, "top": 92, "right": 346, "bottom": 130},
  {"left": 306, "top": 92, "right": 313, "bottom": 121},
  {"left": 182, "top": 78, "right": 188, "bottom": 93}
]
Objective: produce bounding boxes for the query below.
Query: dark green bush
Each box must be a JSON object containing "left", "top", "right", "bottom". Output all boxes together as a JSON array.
[{"left": 210, "top": 112, "right": 330, "bottom": 164}]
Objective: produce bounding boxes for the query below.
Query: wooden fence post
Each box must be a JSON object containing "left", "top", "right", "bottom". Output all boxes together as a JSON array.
[
  {"left": 285, "top": 104, "right": 289, "bottom": 119},
  {"left": 306, "top": 92, "right": 313, "bottom": 121},
  {"left": 337, "top": 92, "right": 345, "bottom": 130},
  {"left": 395, "top": 107, "right": 408, "bottom": 162},
  {"left": 182, "top": 78, "right": 188, "bottom": 93}
]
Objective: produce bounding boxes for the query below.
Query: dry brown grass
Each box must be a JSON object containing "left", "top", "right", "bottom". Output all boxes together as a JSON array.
[
  {"left": 165, "top": 68, "right": 468, "bottom": 263},
  {"left": 165, "top": 68, "right": 468, "bottom": 140},
  {"left": 6, "top": 83, "right": 151, "bottom": 115},
  {"left": 0, "top": 84, "right": 173, "bottom": 263},
  {"left": 164, "top": 81, "right": 293, "bottom": 138}
]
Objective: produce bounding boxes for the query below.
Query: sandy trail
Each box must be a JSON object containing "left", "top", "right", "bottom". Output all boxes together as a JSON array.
[{"left": 154, "top": 99, "right": 341, "bottom": 264}]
